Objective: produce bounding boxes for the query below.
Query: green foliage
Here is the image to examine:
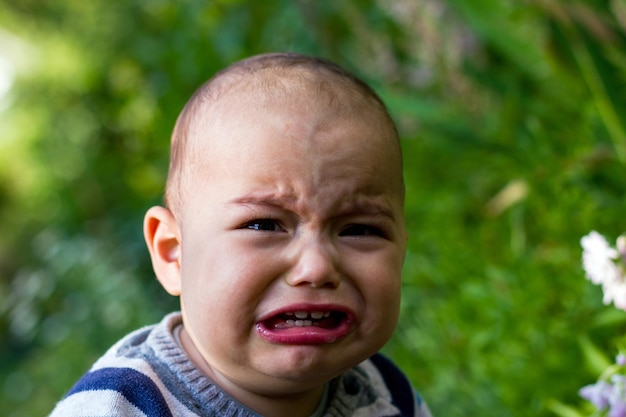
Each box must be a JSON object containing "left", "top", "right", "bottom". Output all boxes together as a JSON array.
[{"left": 0, "top": 1, "right": 625, "bottom": 416}]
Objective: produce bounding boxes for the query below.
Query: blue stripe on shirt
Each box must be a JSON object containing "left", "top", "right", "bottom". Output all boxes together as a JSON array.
[
  {"left": 370, "top": 353, "right": 416, "bottom": 416},
  {"left": 66, "top": 367, "right": 173, "bottom": 417}
]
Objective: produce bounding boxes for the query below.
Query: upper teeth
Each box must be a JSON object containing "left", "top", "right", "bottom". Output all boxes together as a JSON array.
[
  {"left": 272, "top": 311, "right": 334, "bottom": 329},
  {"left": 285, "top": 311, "right": 331, "bottom": 319}
]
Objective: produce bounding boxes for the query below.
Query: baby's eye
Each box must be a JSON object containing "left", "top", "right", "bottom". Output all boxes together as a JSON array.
[
  {"left": 244, "top": 219, "right": 284, "bottom": 232},
  {"left": 339, "top": 224, "right": 386, "bottom": 238}
]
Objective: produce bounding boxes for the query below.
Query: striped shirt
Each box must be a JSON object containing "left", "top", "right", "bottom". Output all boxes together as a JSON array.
[{"left": 50, "top": 313, "right": 432, "bottom": 417}]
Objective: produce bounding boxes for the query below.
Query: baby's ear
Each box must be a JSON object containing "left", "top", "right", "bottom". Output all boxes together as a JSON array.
[{"left": 144, "top": 206, "right": 182, "bottom": 296}]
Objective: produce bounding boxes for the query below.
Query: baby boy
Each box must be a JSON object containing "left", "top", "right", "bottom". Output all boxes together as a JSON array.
[{"left": 50, "top": 52, "right": 432, "bottom": 417}]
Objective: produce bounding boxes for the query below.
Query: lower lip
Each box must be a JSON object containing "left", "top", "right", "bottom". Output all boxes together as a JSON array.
[{"left": 255, "top": 320, "right": 354, "bottom": 344}]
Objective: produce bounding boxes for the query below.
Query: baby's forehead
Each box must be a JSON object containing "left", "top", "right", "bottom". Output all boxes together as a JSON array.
[
  {"left": 192, "top": 69, "right": 393, "bottom": 138},
  {"left": 187, "top": 78, "right": 404, "bottom": 197},
  {"left": 185, "top": 69, "right": 400, "bottom": 169}
]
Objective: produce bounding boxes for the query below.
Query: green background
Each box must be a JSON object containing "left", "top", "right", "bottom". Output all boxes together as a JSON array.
[{"left": 1, "top": 1, "right": 625, "bottom": 416}]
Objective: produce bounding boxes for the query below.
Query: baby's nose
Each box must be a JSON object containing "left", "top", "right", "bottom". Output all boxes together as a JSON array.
[{"left": 285, "top": 240, "right": 340, "bottom": 289}]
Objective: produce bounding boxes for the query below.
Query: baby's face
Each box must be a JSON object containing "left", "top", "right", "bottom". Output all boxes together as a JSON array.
[{"left": 176, "top": 88, "right": 406, "bottom": 400}]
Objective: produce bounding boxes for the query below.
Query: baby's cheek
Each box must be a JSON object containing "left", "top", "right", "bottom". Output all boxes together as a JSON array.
[{"left": 371, "top": 277, "right": 401, "bottom": 320}]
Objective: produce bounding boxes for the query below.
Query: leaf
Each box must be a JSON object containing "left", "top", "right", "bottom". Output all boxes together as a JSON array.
[
  {"left": 545, "top": 399, "right": 586, "bottom": 417},
  {"left": 579, "top": 335, "right": 612, "bottom": 375}
]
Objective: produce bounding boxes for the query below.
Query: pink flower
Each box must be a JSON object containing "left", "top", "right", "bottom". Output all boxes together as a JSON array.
[
  {"left": 581, "top": 231, "right": 626, "bottom": 311},
  {"left": 609, "top": 375, "right": 626, "bottom": 417},
  {"left": 580, "top": 380, "right": 612, "bottom": 409},
  {"left": 603, "top": 279, "right": 626, "bottom": 311},
  {"left": 581, "top": 231, "right": 620, "bottom": 285}
]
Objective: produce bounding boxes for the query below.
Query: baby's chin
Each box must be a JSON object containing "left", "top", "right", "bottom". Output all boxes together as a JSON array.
[{"left": 247, "top": 342, "right": 377, "bottom": 386}]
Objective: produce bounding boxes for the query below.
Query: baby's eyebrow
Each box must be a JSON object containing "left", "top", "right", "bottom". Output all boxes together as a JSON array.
[
  {"left": 226, "top": 192, "right": 397, "bottom": 221},
  {"left": 338, "top": 201, "right": 396, "bottom": 221},
  {"left": 226, "top": 193, "right": 297, "bottom": 209}
]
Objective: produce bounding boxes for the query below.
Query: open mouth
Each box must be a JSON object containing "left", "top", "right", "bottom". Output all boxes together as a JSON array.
[
  {"left": 256, "top": 307, "right": 354, "bottom": 344},
  {"left": 263, "top": 310, "right": 346, "bottom": 329}
]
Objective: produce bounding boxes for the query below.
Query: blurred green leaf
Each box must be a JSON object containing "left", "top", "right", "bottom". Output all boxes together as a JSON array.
[{"left": 579, "top": 335, "right": 612, "bottom": 375}]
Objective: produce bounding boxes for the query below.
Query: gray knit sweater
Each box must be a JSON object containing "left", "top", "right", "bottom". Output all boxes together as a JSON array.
[{"left": 50, "top": 313, "right": 431, "bottom": 416}]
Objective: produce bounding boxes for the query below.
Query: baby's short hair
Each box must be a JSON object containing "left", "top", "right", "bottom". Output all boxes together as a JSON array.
[{"left": 165, "top": 52, "right": 399, "bottom": 216}]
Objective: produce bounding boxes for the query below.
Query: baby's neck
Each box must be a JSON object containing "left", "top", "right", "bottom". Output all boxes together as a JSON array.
[{"left": 235, "top": 385, "right": 327, "bottom": 417}]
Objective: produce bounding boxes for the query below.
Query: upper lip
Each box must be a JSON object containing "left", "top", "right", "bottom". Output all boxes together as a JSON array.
[{"left": 257, "top": 303, "right": 356, "bottom": 323}]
